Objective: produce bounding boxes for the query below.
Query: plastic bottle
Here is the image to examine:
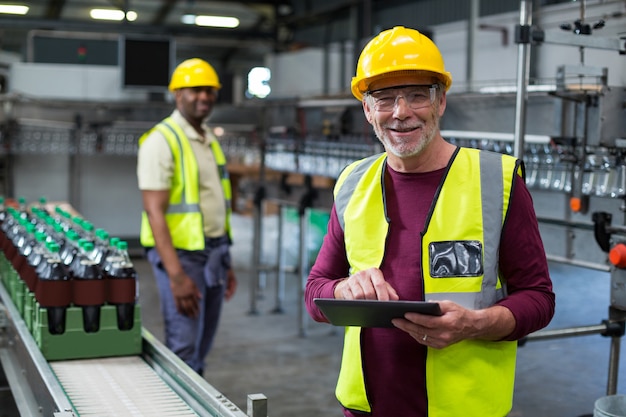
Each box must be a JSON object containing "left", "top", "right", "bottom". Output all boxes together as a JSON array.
[
  {"left": 35, "top": 241, "right": 72, "bottom": 335},
  {"left": 72, "top": 241, "right": 106, "bottom": 333},
  {"left": 22, "top": 231, "right": 47, "bottom": 293},
  {"left": 2, "top": 208, "right": 18, "bottom": 262},
  {"left": 91, "top": 228, "right": 110, "bottom": 264},
  {"left": 60, "top": 229, "right": 80, "bottom": 267},
  {"left": 0, "top": 196, "right": 7, "bottom": 248},
  {"left": 54, "top": 206, "right": 73, "bottom": 232},
  {"left": 14, "top": 222, "right": 37, "bottom": 278},
  {"left": 79, "top": 220, "right": 96, "bottom": 244},
  {"left": 105, "top": 240, "right": 138, "bottom": 331},
  {"left": 36, "top": 196, "right": 49, "bottom": 214},
  {"left": 17, "top": 196, "right": 27, "bottom": 212},
  {"left": 100, "top": 236, "right": 120, "bottom": 272},
  {"left": 9, "top": 218, "right": 28, "bottom": 269}
]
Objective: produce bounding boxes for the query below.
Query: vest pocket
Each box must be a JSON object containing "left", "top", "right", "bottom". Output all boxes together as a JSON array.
[{"left": 429, "top": 240, "right": 483, "bottom": 277}]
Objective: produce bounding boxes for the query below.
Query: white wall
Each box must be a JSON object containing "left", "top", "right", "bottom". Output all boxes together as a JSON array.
[
  {"left": 9, "top": 63, "right": 149, "bottom": 101},
  {"left": 11, "top": 154, "right": 142, "bottom": 239},
  {"left": 265, "top": 42, "right": 354, "bottom": 98}
]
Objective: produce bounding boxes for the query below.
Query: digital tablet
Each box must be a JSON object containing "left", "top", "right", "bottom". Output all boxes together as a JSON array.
[{"left": 314, "top": 298, "right": 442, "bottom": 328}]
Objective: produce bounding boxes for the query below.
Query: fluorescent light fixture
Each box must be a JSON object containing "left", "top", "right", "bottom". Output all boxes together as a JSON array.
[
  {"left": 181, "top": 13, "right": 196, "bottom": 24},
  {"left": 194, "top": 15, "right": 239, "bottom": 28},
  {"left": 0, "top": 4, "right": 29, "bottom": 15},
  {"left": 478, "top": 84, "right": 556, "bottom": 94},
  {"left": 90, "top": 8, "right": 137, "bottom": 21}
]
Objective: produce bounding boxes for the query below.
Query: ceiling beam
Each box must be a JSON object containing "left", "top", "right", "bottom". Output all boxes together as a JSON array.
[
  {"left": 44, "top": 0, "right": 66, "bottom": 19},
  {"left": 152, "top": 0, "right": 180, "bottom": 26}
]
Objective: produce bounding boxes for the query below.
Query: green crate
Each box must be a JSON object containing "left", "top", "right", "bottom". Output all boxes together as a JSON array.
[
  {"left": 0, "top": 254, "right": 9, "bottom": 286},
  {"left": 33, "top": 303, "right": 142, "bottom": 361},
  {"left": 6, "top": 269, "right": 21, "bottom": 309},
  {"left": 12, "top": 279, "right": 25, "bottom": 316},
  {"left": 23, "top": 291, "right": 35, "bottom": 332}
]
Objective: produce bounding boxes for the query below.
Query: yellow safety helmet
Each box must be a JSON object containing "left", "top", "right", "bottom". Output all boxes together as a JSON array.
[
  {"left": 351, "top": 26, "right": 452, "bottom": 100},
  {"left": 168, "top": 58, "right": 222, "bottom": 92}
]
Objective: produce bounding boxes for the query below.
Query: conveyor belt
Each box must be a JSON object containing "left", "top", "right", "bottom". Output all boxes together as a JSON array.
[
  {"left": 0, "top": 281, "right": 266, "bottom": 417},
  {"left": 51, "top": 356, "right": 197, "bottom": 417}
]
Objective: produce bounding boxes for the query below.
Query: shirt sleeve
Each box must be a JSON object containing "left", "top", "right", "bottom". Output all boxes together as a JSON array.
[
  {"left": 137, "top": 130, "right": 174, "bottom": 191},
  {"left": 304, "top": 206, "right": 350, "bottom": 323},
  {"left": 497, "top": 175, "right": 556, "bottom": 340}
]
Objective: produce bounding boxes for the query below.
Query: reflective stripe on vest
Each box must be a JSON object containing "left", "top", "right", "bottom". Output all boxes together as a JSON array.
[
  {"left": 333, "top": 147, "right": 522, "bottom": 416},
  {"left": 139, "top": 117, "right": 232, "bottom": 250}
]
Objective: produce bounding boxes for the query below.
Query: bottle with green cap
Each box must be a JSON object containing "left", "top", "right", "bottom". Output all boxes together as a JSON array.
[
  {"left": 92, "top": 228, "right": 110, "bottom": 264},
  {"left": 0, "top": 196, "right": 7, "bottom": 240},
  {"left": 35, "top": 241, "right": 72, "bottom": 335},
  {"left": 37, "top": 196, "right": 49, "bottom": 215},
  {"left": 105, "top": 240, "right": 137, "bottom": 331},
  {"left": 23, "top": 231, "right": 48, "bottom": 293},
  {"left": 60, "top": 229, "right": 80, "bottom": 267},
  {"left": 72, "top": 240, "right": 105, "bottom": 333}
]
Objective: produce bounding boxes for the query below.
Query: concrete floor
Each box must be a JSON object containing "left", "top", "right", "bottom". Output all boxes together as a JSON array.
[{"left": 135, "top": 213, "right": 626, "bottom": 417}]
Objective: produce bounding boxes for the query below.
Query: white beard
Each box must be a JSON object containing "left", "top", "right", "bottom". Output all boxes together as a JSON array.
[{"left": 373, "top": 110, "right": 440, "bottom": 159}]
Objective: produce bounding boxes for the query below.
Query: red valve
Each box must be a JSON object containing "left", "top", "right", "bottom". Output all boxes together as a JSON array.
[
  {"left": 609, "top": 243, "right": 626, "bottom": 268},
  {"left": 569, "top": 197, "right": 582, "bottom": 213}
]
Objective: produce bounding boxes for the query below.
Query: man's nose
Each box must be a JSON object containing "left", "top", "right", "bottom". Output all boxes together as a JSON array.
[{"left": 392, "top": 95, "right": 412, "bottom": 116}]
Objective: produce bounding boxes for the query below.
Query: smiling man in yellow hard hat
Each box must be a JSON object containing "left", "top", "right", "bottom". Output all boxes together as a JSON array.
[
  {"left": 137, "top": 58, "right": 237, "bottom": 375},
  {"left": 305, "top": 26, "right": 555, "bottom": 416}
]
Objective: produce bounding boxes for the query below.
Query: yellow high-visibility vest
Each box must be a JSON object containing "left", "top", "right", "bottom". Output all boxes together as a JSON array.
[
  {"left": 139, "top": 117, "right": 232, "bottom": 250},
  {"left": 333, "top": 147, "right": 522, "bottom": 416}
]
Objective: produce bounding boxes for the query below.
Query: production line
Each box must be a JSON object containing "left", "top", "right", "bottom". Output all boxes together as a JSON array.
[
  {"left": 0, "top": 207, "right": 267, "bottom": 417},
  {"left": 0, "top": 285, "right": 259, "bottom": 417}
]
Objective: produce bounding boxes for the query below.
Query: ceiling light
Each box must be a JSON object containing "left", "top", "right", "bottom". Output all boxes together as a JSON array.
[
  {"left": 181, "top": 13, "right": 196, "bottom": 25},
  {"left": 194, "top": 15, "right": 240, "bottom": 28},
  {"left": 90, "top": 8, "right": 137, "bottom": 22},
  {"left": 0, "top": 4, "right": 29, "bottom": 15}
]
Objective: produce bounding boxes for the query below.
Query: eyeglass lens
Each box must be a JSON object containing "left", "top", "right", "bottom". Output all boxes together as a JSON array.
[{"left": 369, "top": 85, "right": 436, "bottom": 111}]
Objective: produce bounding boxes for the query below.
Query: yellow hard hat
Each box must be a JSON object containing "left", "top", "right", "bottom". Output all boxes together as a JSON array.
[
  {"left": 351, "top": 26, "right": 452, "bottom": 100},
  {"left": 168, "top": 58, "right": 221, "bottom": 92}
]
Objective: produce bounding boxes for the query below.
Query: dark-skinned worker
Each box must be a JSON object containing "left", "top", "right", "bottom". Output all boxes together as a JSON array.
[{"left": 137, "top": 58, "right": 237, "bottom": 375}]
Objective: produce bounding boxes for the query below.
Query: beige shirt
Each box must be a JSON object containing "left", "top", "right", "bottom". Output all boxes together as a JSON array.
[{"left": 137, "top": 110, "right": 226, "bottom": 238}]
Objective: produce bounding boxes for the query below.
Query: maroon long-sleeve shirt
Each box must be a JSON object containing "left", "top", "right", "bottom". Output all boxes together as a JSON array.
[{"left": 305, "top": 163, "right": 555, "bottom": 416}]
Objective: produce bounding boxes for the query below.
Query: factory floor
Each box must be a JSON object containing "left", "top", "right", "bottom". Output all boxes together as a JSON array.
[{"left": 132, "top": 212, "right": 626, "bottom": 417}]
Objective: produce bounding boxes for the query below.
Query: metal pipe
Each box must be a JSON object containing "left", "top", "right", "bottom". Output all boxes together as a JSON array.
[
  {"left": 546, "top": 254, "right": 610, "bottom": 272},
  {"left": 606, "top": 335, "right": 621, "bottom": 395},
  {"left": 513, "top": 0, "right": 532, "bottom": 159},
  {"left": 249, "top": 200, "right": 262, "bottom": 315},
  {"left": 273, "top": 204, "right": 286, "bottom": 313},
  {"left": 525, "top": 324, "right": 607, "bottom": 341},
  {"left": 466, "top": 0, "right": 479, "bottom": 92},
  {"left": 298, "top": 208, "right": 309, "bottom": 337},
  {"left": 536, "top": 216, "right": 595, "bottom": 231}
]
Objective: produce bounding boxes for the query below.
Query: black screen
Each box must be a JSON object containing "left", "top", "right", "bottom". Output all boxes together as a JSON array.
[{"left": 121, "top": 37, "right": 173, "bottom": 90}]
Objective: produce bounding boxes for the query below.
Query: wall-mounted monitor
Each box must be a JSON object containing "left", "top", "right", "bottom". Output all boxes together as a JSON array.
[{"left": 119, "top": 35, "right": 175, "bottom": 91}]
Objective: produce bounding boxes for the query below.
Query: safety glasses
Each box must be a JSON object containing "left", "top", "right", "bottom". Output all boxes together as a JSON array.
[{"left": 367, "top": 84, "right": 438, "bottom": 112}]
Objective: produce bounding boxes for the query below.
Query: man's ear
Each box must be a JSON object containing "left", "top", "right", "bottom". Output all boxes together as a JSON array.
[
  {"left": 363, "top": 99, "right": 373, "bottom": 124},
  {"left": 438, "top": 91, "right": 447, "bottom": 117}
]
